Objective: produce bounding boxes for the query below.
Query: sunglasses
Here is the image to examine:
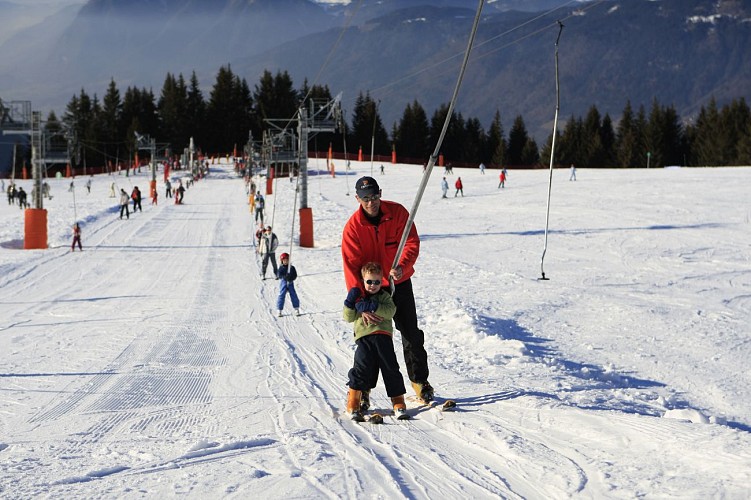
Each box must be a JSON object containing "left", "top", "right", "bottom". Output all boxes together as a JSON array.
[
  {"left": 364, "top": 279, "right": 381, "bottom": 286},
  {"left": 359, "top": 194, "right": 381, "bottom": 203}
]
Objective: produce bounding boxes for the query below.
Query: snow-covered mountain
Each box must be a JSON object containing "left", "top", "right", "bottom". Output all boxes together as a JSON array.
[{"left": 1, "top": 0, "right": 749, "bottom": 139}]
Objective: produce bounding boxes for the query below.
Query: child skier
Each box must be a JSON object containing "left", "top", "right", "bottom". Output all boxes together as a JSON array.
[
  {"left": 276, "top": 253, "right": 300, "bottom": 317},
  {"left": 343, "top": 261, "right": 408, "bottom": 422},
  {"left": 71, "top": 222, "right": 82, "bottom": 251}
]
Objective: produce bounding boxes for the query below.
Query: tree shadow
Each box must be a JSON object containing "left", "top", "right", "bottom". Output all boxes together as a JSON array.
[{"left": 468, "top": 314, "right": 750, "bottom": 432}]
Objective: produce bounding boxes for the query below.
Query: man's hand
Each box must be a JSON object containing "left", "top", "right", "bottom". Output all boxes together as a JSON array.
[
  {"left": 390, "top": 265, "right": 403, "bottom": 281},
  {"left": 361, "top": 311, "right": 383, "bottom": 326}
]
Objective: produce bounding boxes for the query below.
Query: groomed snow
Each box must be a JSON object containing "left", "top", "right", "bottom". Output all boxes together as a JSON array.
[{"left": 1, "top": 160, "right": 750, "bottom": 498}]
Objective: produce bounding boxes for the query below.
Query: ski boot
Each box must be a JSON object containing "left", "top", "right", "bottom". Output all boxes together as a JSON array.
[
  {"left": 411, "top": 381, "right": 434, "bottom": 403},
  {"left": 360, "top": 389, "right": 371, "bottom": 413},
  {"left": 391, "top": 395, "right": 410, "bottom": 420},
  {"left": 346, "top": 389, "right": 365, "bottom": 422}
]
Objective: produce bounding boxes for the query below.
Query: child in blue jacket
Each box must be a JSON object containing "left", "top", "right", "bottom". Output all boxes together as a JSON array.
[{"left": 276, "top": 253, "right": 300, "bottom": 317}]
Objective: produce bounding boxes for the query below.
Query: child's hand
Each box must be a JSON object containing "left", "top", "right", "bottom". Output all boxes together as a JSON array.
[
  {"left": 344, "top": 287, "right": 362, "bottom": 309},
  {"left": 355, "top": 297, "right": 378, "bottom": 314}
]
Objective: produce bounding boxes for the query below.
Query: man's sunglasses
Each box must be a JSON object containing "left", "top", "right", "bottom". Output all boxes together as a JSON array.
[{"left": 359, "top": 194, "right": 381, "bottom": 203}]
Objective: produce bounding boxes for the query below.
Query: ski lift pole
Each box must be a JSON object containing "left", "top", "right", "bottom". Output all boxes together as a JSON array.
[
  {"left": 289, "top": 173, "right": 301, "bottom": 262},
  {"left": 539, "top": 21, "right": 564, "bottom": 281},
  {"left": 72, "top": 184, "right": 78, "bottom": 222},
  {"left": 390, "top": 0, "right": 485, "bottom": 295}
]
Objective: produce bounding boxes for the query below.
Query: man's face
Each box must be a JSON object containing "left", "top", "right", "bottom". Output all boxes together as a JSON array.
[{"left": 356, "top": 191, "right": 381, "bottom": 217}]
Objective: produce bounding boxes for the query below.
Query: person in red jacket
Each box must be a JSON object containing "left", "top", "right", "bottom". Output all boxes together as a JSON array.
[
  {"left": 71, "top": 222, "right": 82, "bottom": 251},
  {"left": 454, "top": 176, "right": 464, "bottom": 197},
  {"left": 342, "top": 176, "right": 434, "bottom": 404}
]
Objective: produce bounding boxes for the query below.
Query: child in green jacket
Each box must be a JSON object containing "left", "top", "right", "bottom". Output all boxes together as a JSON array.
[{"left": 343, "top": 262, "right": 408, "bottom": 421}]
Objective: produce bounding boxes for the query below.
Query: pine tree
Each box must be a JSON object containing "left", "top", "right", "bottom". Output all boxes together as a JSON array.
[
  {"left": 507, "top": 115, "right": 531, "bottom": 166},
  {"left": 486, "top": 110, "right": 507, "bottom": 167},
  {"left": 615, "top": 101, "right": 641, "bottom": 167},
  {"left": 351, "top": 92, "right": 388, "bottom": 157},
  {"left": 395, "top": 100, "right": 430, "bottom": 161}
]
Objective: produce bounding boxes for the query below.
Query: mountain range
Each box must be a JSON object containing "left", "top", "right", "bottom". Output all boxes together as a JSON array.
[{"left": 1, "top": 0, "right": 749, "bottom": 141}]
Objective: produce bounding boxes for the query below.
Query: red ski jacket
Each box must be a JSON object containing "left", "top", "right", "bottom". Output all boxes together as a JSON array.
[{"left": 341, "top": 199, "right": 420, "bottom": 291}]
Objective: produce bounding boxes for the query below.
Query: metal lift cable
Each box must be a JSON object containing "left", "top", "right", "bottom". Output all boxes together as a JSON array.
[
  {"left": 539, "top": 21, "right": 564, "bottom": 281},
  {"left": 389, "top": 0, "right": 485, "bottom": 294}
]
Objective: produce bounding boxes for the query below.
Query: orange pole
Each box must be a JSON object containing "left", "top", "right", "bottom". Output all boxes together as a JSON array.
[
  {"left": 22, "top": 165, "right": 28, "bottom": 179},
  {"left": 299, "top": 207, "right": 314, "bottom": 248},
  {"left": 391, "top": 149, "right": 396, "bottom": 164},
  {"left": 439, "top": 154, "right": 444, "bottom": 167},
  {"left": 66, "top": 163, "right": 72, "bottom": 178},
  {"left": 24, "top": 208, "right": 48, "bottom": 249},
  {"left": 358, "top": 146, "right": 363, "bottom": 162}
]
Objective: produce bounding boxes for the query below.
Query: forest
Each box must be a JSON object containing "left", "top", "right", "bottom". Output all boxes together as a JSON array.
[{"left": 39, "top": 65, "right": 751, "bottom": 170}]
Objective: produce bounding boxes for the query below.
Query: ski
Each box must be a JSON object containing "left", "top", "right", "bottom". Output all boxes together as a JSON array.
[
  {"left": 345, "top": 410, "right": 384, "bottom": 424},
  {"left": 407, "top": 396, "right": 457, "bottom": 412}
]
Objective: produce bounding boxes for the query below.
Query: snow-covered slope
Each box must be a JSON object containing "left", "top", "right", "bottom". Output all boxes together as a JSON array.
[{"left": 1, "top": 161, "right": 749, "bottom": 497}]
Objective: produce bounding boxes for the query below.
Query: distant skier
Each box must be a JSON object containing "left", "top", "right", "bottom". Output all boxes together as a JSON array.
[
  {"left": 131, "top": 186, "right": 142, "bottom": 212},
  {"left": 258, "top": 225, "right": 278, "bottom": 279},
  {"left": 276, "top": 253, "right": 300, "bottom": 317},
  {"left": 255, "top": 192, "right": 265, "bottom": 224},
  {"left": 498, "top": 170, "right": 506, "bottom": 189},
  {"left": 441, "top": 177, "right": 449, "bottom": 198},
  {"left": 454, "top": 177, "right": 463, "bottom": 197},
  {"left": 119, "top": 189, "right": 130, "bottom": 219},
  {"left": 71, "top": 223, "right": 82, "bottom": 251}
]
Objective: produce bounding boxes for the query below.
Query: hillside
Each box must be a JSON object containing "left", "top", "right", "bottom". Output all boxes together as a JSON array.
[{"left": 0, "top": 0, "right": 749, "bottom": 140}]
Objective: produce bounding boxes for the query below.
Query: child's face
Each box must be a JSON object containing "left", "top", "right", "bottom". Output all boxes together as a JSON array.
[
  {"left": 281, "top": 258, "right": 289, "bottom": 265},
  {"left": 362, "top": 271, "right": 383, "bottom": 293}
]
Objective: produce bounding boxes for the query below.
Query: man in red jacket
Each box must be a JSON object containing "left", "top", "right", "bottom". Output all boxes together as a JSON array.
[{"left": 342, "top": 176, "right": 434, "bottom": 405}]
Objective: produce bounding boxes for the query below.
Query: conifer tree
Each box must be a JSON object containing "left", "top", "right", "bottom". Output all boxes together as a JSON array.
[
  {"left": 395, "top": 100, "right": 430, "bottom": 161},
  {"left": 486, "top": 110, "right": 507, "bottom": 167},
  {"left": 507, "top": 115, "right": 531, "bottom": 166}
]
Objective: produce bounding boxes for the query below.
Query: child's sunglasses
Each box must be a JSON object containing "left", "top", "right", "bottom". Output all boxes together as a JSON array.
[{"left": 365, "top": 279, "right": 381, "bottom": 286}]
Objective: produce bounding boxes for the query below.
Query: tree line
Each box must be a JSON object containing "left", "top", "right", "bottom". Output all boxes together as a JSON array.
[{"left": 51, "top": 65, "right": 750, "bottom": 169}]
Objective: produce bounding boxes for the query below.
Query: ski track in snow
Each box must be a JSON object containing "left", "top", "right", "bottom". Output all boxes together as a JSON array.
[{"left": 1, "top": 161, "right": 750, "bottom": 497}]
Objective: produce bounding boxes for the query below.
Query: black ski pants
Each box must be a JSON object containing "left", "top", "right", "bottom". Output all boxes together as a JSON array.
[
  {"left": 393, "top": 279, "right": 429, "bottom": 384},
  {"left": 348, "top": 334, "right": 406, "bottom": 397}
]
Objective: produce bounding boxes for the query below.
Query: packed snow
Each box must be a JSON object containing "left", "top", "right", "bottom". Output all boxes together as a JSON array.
[{"left": 1, "top": 159, "right": 750, "bottom": 498}]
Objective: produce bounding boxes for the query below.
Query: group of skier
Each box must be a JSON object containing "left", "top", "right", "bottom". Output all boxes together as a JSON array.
[{"left": 251, "top": 171, "right": 436, "bottom": 422}]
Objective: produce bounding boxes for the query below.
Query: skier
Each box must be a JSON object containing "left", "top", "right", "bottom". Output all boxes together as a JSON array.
[
  {"left": 569, "top": 163, "right": 577, "bottom": 181},
  {"left": 342, "top": 176, "right": 434, "bottom": 403},
  {"left": 16, "top": 187, "right": 27, "bottom": 208},
  {"left": 498, "top": 170, "right": 506, "bottom": 189},
  {"left": 131, "top": 186, "right": 142, "bottom": 212},
  {"left": 119, "top": 189, "right": 130, "bottom": 219},
  {"left": 165, "top": 179, "right": 172, "bottom": 198},
  {"left": 86, "top": 177, "right": 92, "bottom": 194},
  {"left": 71, "top": 222, "right": 82, "bottom": 251},
  {"left": 276, "top": 253, "right": 300, "bottom": 317},
  {"left": 255, "top": 192, "right": 265, "bottom": 225},
  {"left": 441, "top": 177, "right": 449, "bottom": 198},
  {"left": 343, "top": 261, "right": 408, "bottom": 421},
  {"left": 254, "top": 222, "right": 264, "bottom": 248},
  {"left": 479, "top": 162, "right": 486, "bottom": 174},
  {"left": 258, "top": 225, "right": 279, "bottom": 279},
  {"left": 454, "top": 177, "right": 463, "bottom": 197}
]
